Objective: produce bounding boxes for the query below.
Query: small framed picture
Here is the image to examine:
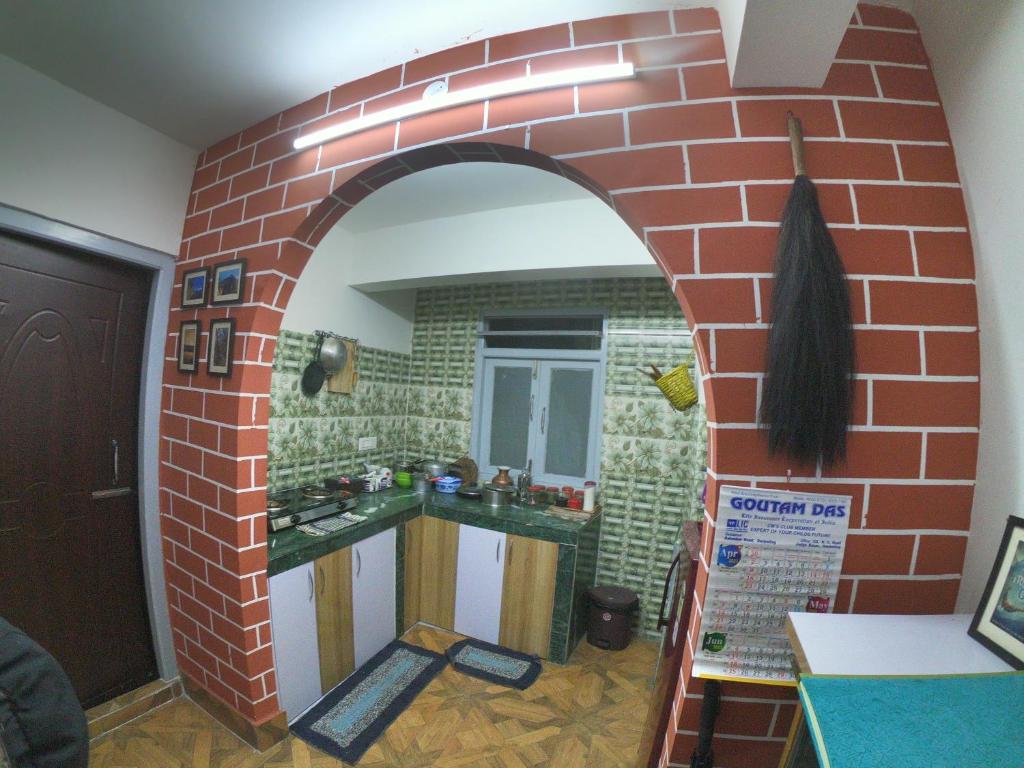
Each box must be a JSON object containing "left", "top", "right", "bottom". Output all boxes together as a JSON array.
[
  {"left": 181, "top": 266, "right": 209, "bottom": 308},
  {"left": 177, "top": 320, "right": 201, "bottom": 373},
  {"left": 969, "top": 515, "right": 1024, "bottom": 669},
  {"left": 207, "top": 318, "right": 236, "bottom": 377},
  {"left": 211, "top": 259, "right": 247, "bottom": 305}
]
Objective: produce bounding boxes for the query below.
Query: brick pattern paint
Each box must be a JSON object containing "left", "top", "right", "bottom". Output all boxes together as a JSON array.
[{"left": 160, "top": 5, "right": 979, "bottom": 764}]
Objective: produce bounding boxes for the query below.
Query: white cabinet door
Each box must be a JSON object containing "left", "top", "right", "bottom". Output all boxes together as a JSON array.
[
  {"left": 351, "top": 528, "right": 397, "bottom": 669},
  {"left": 268, "top": 563, "right": 321, "bottom": 722},
  {"left": 454, "top": 525, "right": 506, "bottom": 643}
]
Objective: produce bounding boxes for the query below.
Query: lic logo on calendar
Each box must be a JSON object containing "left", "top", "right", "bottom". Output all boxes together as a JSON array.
[{"left": 718, "top": 544, "right": 742, "bottom": 568}]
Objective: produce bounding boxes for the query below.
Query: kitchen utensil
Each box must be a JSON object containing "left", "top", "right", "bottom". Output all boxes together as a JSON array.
[
  {"left": 456, "top": 484, "right": 483, "bottom": 499},
  {"left": 490, "top": 466, "right": 512, "bottom": 487},
  {"left": 412, "top": 473, "right": 431, "bottom": 494},
  {"left": 326, "top": 338, "right": 359, "bottom": 394},
  {"left": 434, "top": 476, "right": 463, "bottom": 494},
  {"left": 421, "top": 460, "right": 446, "bottom": 478},
  {"left": 482, "top": 483, "right": 513, "bottom": 508},
  {"left": 394, "top": 471, "right": 413, "bottom": 488},
  {"left": 301, "top": 335, "right": 327, "bottom": 395},
  {"left": 319, "top": 335, "right": 348, "bottom": 374}
]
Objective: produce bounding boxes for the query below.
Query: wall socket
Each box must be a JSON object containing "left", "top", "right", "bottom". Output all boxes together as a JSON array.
[{"left": 358, "top": 436, "right": 377, "bottom": 451}]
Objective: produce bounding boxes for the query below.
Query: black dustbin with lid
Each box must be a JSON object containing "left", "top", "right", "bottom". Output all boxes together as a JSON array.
[{"left": 586, "top": 585, "right": 639, "bottom": 650}]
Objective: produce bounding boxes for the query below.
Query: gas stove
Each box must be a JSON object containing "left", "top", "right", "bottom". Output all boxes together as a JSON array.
[{"left": 266, "top": 485, "right": 360, "bottom": 532}]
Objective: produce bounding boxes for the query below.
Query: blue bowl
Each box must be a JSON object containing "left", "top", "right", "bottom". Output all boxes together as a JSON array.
[{"left": 434, "top": 476, "right": 463, "bottom": 494}]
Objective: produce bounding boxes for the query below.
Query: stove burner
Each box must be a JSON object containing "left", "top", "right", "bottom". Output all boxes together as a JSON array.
[
  {"left": 301, "top": 485, "right": 334, "bottom": 500},
  {"left": 266, "top": 499, "right": 288, "bottom": 513}
]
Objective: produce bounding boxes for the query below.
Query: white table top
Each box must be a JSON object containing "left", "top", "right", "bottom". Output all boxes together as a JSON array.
[{"left": 787, "top": 613, "right": 1014, "bottom": 676}]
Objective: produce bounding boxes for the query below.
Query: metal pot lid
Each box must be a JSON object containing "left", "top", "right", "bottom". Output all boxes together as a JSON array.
[{"left": 456, "top": 484, "right": 483, "bottom": 498}]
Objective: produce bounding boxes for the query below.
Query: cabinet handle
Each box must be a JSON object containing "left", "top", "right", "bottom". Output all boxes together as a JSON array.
[
  {"left": 495, "top": 539, "right": 500, "bottom": 562},
  {"left": 540, "top": 407, "right": 547, "bottom": 435},
  {"left": 529, "top": 394, "right": 534, "bottom": 421},
  {"left": 307, "top": 569, "right": 314, "bottom": 602},
  {"left": 507, "top": 540, "right": 513, "bottom": 561},
  {"left": 318, "top": 565, "right": 325, "bottom": 596},
  {"left": 356, "top": 548, "right": 362, "bottom": 578},
  {"left": 112, "top": 438, "right": 120, "bottom": 486}
]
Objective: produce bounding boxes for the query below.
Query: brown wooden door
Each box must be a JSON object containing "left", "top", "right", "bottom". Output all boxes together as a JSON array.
[{"left": 0, "top": 229, "right": 157, "bottom": 708}]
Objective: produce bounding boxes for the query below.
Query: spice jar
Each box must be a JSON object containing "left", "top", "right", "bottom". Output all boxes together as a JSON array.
[{"left": 527, "top": 484, "right": 545, "bottom": 506}]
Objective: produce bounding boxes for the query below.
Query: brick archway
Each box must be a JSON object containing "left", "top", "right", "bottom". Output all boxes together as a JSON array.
[{"left": 163, "top": 6, "right": 979, "bottom": 762}]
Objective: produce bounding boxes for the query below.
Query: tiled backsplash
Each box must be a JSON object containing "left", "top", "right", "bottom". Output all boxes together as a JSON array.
[
  {"left": 268, "top": 277, "right": 707, "bottom": 638},
  {"left": 267, "top": 330, "right": 412, "bottom": 491}
]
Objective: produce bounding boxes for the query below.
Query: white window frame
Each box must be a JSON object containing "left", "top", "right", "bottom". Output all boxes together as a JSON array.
[{"left": 469, "top": 308, "right": 607, "bottom": 488}]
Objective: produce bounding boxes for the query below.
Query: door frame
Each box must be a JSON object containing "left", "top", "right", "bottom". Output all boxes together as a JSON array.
[{"left": 0, "top": 202, "right": 177, "bottom": 681}]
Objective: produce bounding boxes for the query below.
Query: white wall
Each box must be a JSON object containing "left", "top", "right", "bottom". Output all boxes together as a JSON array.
[
  {"left": 280, "top": 225, "right": 417, "bottom": 354},
  {"left": 913, "top": 0, "right": 1024, "bottom": 611},
  {"left": 0, "top": 54, "right": 196, "bottom": 254},
  {"left": 345, "top": 197, "right": 659, "bottom": 292},
  {"left": 282, "top": 185, "right": 658, "bottom": 354}
]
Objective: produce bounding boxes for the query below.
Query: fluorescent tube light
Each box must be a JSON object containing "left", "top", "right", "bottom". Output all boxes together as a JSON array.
[{"left": 293, "top": 62, "right": 636, "bottom": 150}]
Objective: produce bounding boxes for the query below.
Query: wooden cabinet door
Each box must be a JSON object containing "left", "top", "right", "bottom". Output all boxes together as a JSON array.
[
  {"left": 314, "top": 547, "right": 354, "bottom": 694},
  {"left": 351, "top": 528, "right": 397, "bottom": 669},
  {"left": 454, "top": 525, "right": 506, "bottom": 643},
  {"left": 404, "top": 516, "right": 459, "bottom": 632},
  {"left": 269, "top": 563, "right": 322, "bottom": 721},
  {"left": 500, "top": 535, "right": 559, "bottom": 657}
]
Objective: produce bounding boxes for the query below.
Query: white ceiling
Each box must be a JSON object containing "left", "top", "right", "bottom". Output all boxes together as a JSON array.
[
  {"left": 0, "top": 0, "right": 680, "bottom": 149},
  {"left": 340, "top": 162, "right": 591, "bottom": 232}
]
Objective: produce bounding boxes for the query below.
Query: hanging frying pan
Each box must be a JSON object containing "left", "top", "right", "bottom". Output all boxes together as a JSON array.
[{"left": 301, "top": 335, "right": 327, "bottom": 396}]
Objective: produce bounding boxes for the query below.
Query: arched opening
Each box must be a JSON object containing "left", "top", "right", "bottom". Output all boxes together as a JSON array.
[{"left": 256, "top": 143, "right": 711, "bottom": 755}]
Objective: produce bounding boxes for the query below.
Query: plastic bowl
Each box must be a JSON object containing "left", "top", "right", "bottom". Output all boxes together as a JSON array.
[
  {"left": 394, "top": 471, "right": 413, "bottom": 488},
  {"left": 434, "top": 476, "right": 463, "bottom": 494}
]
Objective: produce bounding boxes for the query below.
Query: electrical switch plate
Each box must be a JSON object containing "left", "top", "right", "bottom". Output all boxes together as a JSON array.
[{"left": 358, "top": 436, "right": 377, "bottom": 451}]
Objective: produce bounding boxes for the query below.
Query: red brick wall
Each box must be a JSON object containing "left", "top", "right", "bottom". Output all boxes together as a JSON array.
[{"left": 161, "top": 3, "right": 978, "bottom": 762}]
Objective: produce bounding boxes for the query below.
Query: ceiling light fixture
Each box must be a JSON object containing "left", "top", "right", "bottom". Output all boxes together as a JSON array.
[{"left": 293, "top": 62, "right": 636, "bottom": 150}]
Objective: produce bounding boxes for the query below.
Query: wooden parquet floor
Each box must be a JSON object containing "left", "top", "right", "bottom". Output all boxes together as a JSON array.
[{"left": 89, "top": 625, "right": 658, "bottom": 768}]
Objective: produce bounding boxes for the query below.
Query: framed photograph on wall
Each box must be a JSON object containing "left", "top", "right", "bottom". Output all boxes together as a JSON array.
[
  {"left": 177, "top": 320, "right": 201, "bottom": 373},
  {"left": 969, "top": 515, "right": 1024, "bottom": 669},
  {"left": 207, "top": 318, "right": 235, "bottom": 377},
  {"left": 181, "top": 266, "right": 209, "bottom": 308},
  {"left": 208, "top": 319, "right": 238, "bottom": 378},
  {"left": 211, "top": 259, "right": 246, "bottom": 305}
]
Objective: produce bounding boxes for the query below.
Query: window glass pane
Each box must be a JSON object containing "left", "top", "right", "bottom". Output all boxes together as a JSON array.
[
  {"left": 543, "top": 368, "right": 593, "bottom": 478},
  {"left": 488, "top": 366, "right": 532, "bottom": 469}
]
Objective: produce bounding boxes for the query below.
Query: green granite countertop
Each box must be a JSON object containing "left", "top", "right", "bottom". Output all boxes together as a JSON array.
[{"left": 267, "top": 487, "right": 598, "bottom": 576}]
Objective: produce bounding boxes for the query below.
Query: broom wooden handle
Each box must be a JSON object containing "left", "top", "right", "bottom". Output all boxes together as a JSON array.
[{"left": 787, "top": 112, "right": 806, "bottom": 177}]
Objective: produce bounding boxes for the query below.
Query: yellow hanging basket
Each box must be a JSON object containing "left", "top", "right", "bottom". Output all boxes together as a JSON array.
[{"left": 642, "top": 355, "right": 698, "bottom": 411}]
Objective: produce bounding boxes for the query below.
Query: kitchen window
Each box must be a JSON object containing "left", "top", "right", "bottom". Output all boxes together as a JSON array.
[{"left": 471, "top": 311, "right": 606, "bottom": 487}]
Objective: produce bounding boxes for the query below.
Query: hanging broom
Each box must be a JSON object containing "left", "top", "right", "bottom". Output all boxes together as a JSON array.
[{"left": 760, "top": 113, "right": 855, "bottom": 466}]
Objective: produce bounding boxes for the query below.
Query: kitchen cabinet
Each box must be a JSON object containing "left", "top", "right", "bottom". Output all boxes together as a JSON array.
[
  {"left": 314, "top": 547, "right": 354, "bottom": 693},
  {"left": 499, "top": 534, "right": 559, "bottom": 657},
  {"left": 351, "top": 527, "right": 397, "bottom": 668},
  {"left": 454, "top": 525, "right": 506, "bottom": 643},
  {"left": 312, "top": 528, "right": 397, "bottom": 694},
  {"left": 404, "top": 516, "right": 459, "bottom": 632},
  {"left": 268, "top": 563, "right": 321, "bottom": 721}
]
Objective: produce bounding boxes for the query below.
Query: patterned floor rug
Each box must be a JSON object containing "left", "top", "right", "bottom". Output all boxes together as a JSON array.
[
  {"left": 445, "top": 638, "right": 543, "bottom": 690},
  {"left": 290, "top": 640, "right": 446, "bottom": 764}
]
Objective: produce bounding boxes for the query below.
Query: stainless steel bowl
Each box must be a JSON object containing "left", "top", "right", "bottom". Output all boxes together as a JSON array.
[
  {"left": 482, "top": 483, "right": 514, "bottom": 508},
  {"left": 318, "top": 336, "right": 347, "bottom": 374}
]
